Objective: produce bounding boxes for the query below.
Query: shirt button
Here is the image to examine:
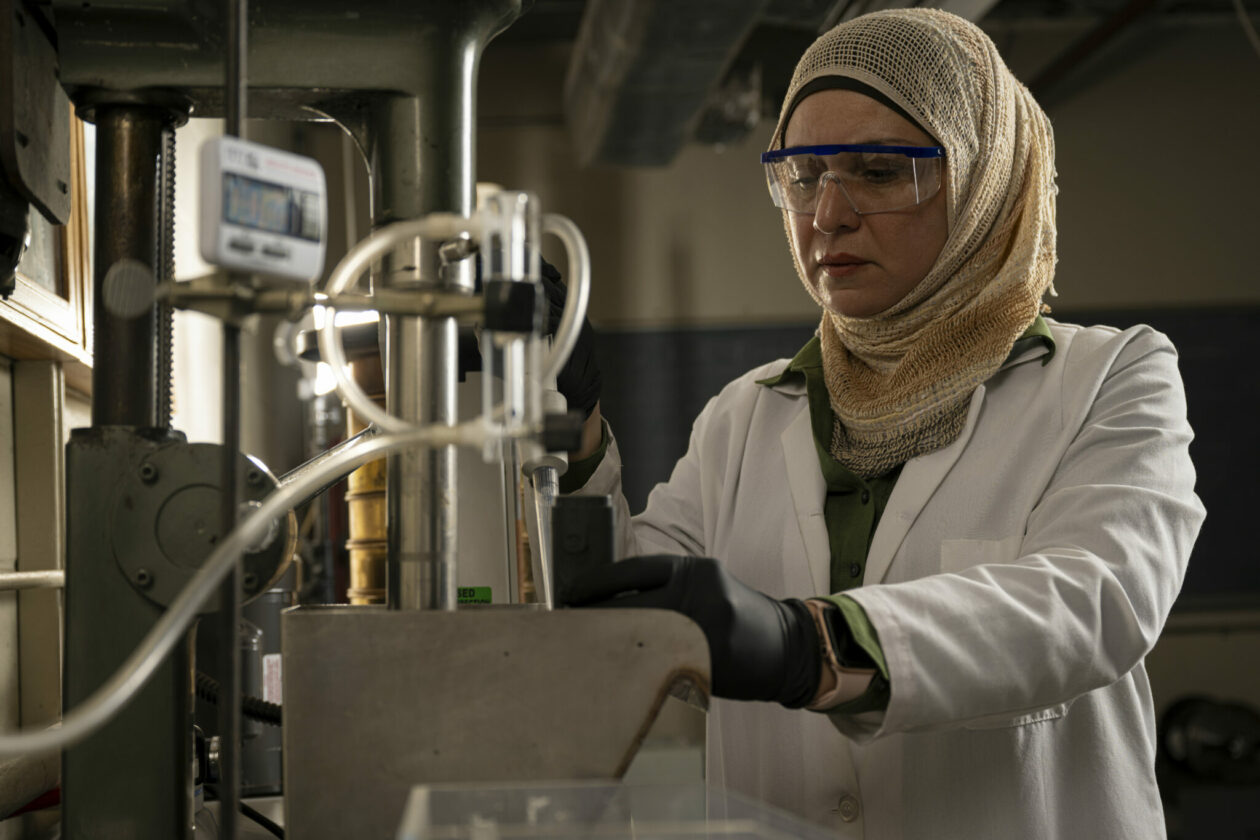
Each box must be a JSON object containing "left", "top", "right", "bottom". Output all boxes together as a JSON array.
[
  {"left": 836, "top": 794, "right": 861, "bottom": 822},
  {"left": 849, "top": 563, "right": 862, "bottom": 578},
  {"left": 860, "top": 490, "right": 870, "bottom": 504}
]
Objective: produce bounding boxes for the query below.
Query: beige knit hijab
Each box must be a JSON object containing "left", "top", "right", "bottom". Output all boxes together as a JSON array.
[{"left": 772, "top": 9, "right": 1058, "bottom": 478}]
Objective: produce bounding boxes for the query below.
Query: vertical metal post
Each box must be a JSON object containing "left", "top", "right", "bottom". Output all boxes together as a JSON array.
[
  {"left": 217, "top": 0, "right": 247, "bottom": 835},
  {"left": 373, "top": 35, "right": 478, "bottom": 612},
  {"left": 91, "top": 107, "right": 164, "bottom": 427},
  {"left": 217, "top": 324, "right": 242, "bottom": 840},
  {"left": 65, "top": 98, "right": 191, "bottom": 839}
]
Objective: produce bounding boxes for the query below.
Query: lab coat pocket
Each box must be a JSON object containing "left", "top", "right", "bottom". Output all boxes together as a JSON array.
[
  {"left": 961, "top": 702, "right": 1071, "bottom": 730},
  {"left": 938, "top": 536, "right": 1023, "bottom": 574},
  {"left": 939, "top": 537, "right": 1072, "bottom": 730}
]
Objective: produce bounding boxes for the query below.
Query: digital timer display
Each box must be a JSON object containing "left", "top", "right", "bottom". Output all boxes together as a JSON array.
[{"left": 223, "top": 172, "right": 321, "bottom": 242}]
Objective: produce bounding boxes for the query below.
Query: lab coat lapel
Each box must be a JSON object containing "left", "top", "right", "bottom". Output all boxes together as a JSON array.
[
  {"left": 780, "top": 407, "right": 829, "bottom": 596},
  {"left": 866, "top": 385, "right": 987, "bottom": 584}
]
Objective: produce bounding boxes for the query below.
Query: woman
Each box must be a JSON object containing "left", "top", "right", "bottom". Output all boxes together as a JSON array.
[{"left": 557, "top": 9, "right": 1204, "bottom": 839}]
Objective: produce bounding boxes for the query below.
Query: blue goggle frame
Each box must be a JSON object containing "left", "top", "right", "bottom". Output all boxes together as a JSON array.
[{"left": 761, "top": 144, "right": 945, "bottom": 162}]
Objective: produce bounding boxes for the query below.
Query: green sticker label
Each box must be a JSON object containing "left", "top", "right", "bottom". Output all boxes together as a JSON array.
[{"left": 457, "top": 586, "right": 492, "bottom": 605}]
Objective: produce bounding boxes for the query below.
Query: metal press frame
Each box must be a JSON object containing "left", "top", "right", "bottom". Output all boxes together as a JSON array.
[{"left": 52, "top": 1, "right": 521, "bottom": 835}]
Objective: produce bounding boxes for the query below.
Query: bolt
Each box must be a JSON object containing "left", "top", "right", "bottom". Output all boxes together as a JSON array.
[
  {"left": 206, "top": 735, "right": 222, "bottom": 783},
  {"left": 245, "top": 468, "right": 263, "bottom": 487},
  {"left": 243, "top": 572, "right": 259, "bottom": 591},
  {"left": 135, "top": 568, "right": 153, "bottom": 588},
  {"left": 140, "top": 463, "right": 158, "bottom": 483}
]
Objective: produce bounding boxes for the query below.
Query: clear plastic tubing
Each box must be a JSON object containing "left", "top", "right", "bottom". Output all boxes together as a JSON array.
[
  {"left": 0, "top": 420, "right": 494, "bottom": 758},
  {"left": 538, "top": 213, "right": 590, "bottom": 385},
  {"left": 317, "top": 210, "right": 590, "bottom": 437},
  {"left": 317, "top": 213, "right": 477, "bottom": 435}
]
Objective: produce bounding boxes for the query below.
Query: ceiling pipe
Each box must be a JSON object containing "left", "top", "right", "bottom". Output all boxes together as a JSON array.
[
  {"left": 1028, "top": 0, "right": 1160, "bottom": 104},
  {"left": 564, "top": 0, "right": 772, "bottom": 166}
]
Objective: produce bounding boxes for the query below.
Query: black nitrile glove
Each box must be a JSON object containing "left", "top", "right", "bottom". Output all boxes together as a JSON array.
[
  {"left": 562, "top": 555, "right": 822, "bottom": 707},
  {"left": 538, "top": 258, "right": 601, "bottom": 419}
]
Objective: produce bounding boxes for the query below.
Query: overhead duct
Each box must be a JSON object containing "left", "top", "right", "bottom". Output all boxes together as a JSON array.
[
  {"left": 564, "top": 0, "right": 771, "bottom": 166},
  {"left": 561, "top": 0, "right": 1006, "bottom": 167}
]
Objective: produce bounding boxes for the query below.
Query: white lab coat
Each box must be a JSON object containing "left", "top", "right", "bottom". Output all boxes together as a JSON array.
[{"left": 575, "top": 319, "right": 1205, "bottom": 839}]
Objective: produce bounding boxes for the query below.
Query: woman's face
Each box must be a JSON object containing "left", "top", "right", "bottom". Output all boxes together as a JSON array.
[{"left": 783, "top": 89, "right": 948, "bottom": 318}]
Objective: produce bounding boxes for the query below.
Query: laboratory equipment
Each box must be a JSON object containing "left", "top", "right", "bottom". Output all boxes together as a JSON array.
[
  {"left": 0, "top": 2, "right": 718, "bottom": 838},
  {"left": 199, "top": 136, "right": 328, "bottom": 281}
]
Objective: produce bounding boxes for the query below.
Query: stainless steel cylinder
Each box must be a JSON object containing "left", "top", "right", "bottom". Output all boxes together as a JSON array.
[{"left": 371, "top": 49, "right": 475, "bottom": 610}]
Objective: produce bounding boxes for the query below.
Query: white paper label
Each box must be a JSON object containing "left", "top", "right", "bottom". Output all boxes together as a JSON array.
[{"left": 263, "top": 653, "right": 283, "bottom": 704}]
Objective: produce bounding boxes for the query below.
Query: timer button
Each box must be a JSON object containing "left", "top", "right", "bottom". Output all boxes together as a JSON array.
[
  {"left": 261, "top": 244, "right": 291, "bottom": 259},
  {"left": 228, "top": 237, "right": 254, "bottom": 253}
]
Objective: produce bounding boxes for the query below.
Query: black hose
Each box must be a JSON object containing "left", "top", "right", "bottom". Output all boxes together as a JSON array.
[
  {"left": 205, "top": 784, "right": 285, "bottom": 838},
  {"left": 240, "top": 800, "right": 285, "bottom": 838},
  {"left": 195, "top": 671, "right": 282, "bottom": 727}
]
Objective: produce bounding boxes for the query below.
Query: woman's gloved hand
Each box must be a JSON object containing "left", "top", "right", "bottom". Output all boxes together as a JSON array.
[
  {"left": 561, "top": 554, "right": 822, "bottom": 707},
  {"left": 538, "top": 257, "right": 601, "bottom": 420}
]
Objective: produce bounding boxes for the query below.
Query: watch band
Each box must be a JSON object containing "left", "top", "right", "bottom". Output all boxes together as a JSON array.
[{"left": 804, "top": 598, "right": 876, "bottom": 711}]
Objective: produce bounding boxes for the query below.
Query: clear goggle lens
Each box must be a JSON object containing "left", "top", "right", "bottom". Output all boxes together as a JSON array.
[{"left": 762, "top": 144, "right": 945, "bottom": 215}]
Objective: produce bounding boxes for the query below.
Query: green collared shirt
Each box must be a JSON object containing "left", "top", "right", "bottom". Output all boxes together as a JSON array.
[
  {"left": 757, "top": 315, "right": 1055, "bottom": 713},
  {"left": 563, "top": 317, "right": 1054, "bottom": 714}
]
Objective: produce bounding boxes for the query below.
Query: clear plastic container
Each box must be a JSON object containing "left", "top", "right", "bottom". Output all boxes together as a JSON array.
[{"left": 396, "top": 782, "right": 839, "bottom": 840}]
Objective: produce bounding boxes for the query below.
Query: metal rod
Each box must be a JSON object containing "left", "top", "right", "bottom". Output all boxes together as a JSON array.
[
  {"left": 501, "top": 440, "right": 521, "bottom": 604},
  {"left": 218, "top": 0, "right": 247, "bottom": 835},
  {"left": 225, "top": 0, "right": 247, "bottom": 138},
  {"left": 217, "top": 323, "right": 243, "bottom": 840},
  {"left": 372, "top": 77, "right": 474, "bottom": 611},
  {"left": 90, "top": 107, "right": 165, "bottom": 427},
  {"left": 0, "top": 570, "right": 65, "bottom": 591},
  {"left": 387, "top": 312, "right": 459, "bottom": 610},
  {"left": 278, "top": 424, "right": 380, "bottom": 495}
]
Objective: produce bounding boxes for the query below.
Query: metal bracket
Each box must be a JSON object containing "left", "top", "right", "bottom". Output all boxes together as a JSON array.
[
  {"left": 0, "top": 0, "right": 70, "bottom": 225},
  {"left": 110, "top": 440, "right": 295, "bottom": 612},
  {"left": 106, "top": 271, "right": 488, "bottom": 327}
]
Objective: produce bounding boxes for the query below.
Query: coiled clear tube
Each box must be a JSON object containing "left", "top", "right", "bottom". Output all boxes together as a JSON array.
[
  {"left": 539, "top": 213, "right": 590, "bottom": 385},
  {"left": 317, "top": 210, "right": 590, "bottom": 436},
  {"left": 317, "top": 214, "right": 478, "bottom": 434}
]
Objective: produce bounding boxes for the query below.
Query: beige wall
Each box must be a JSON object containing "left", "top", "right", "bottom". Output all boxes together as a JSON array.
[
  {"left": 479, "top": 19, "right": 1260, "bottom": 328},
  {"left": 1001, "top": 19, "right": 1260, "bottom": 311},
  {"left": 480, "top": 93, "right": 807, "bottom": 328},
  {"left": 0, "top": 359, "right": 17, "bottom": 733}
]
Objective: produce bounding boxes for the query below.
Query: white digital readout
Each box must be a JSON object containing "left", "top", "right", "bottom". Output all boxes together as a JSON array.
[
  {"left": 223, "top": 172, "right": 321, "bottom": 242},
  {"left": 200, "top": 135, "right": 327, "bottom": 281}
]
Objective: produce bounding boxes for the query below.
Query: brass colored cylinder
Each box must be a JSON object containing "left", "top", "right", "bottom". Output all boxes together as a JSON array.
[
  {"left": 345, "top": 355, "right": 387, "bottom": 604},
  {"left": 515, "top": 518, "right": 536, "bottom": 604}
]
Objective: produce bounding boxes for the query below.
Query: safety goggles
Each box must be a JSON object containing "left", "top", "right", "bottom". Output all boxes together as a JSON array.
[{"left": 761, "top": 144, "right": 945, "bottom": 216}]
